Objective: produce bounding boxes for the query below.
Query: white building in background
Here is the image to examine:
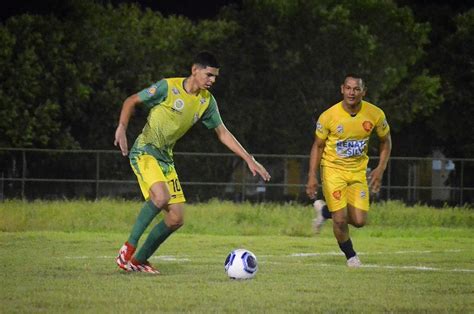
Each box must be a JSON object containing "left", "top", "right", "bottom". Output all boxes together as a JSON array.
[{"left": 431, "top": 150, "right": 455, "bottom": 201}]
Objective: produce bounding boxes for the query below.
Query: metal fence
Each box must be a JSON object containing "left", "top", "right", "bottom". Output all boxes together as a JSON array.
[{"left": 0, "top": 148, "right": 473, "bottom": 206}]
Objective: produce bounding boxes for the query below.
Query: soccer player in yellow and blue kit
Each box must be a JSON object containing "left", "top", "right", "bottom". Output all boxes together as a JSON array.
[
  {"left": 306, "top": 74, "right": 391, "bottom": 267},
  {"left": 114, "top": 51, "right": 271, "bottom": 274}
]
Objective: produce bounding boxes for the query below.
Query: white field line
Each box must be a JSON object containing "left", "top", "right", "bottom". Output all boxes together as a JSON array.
[
  {"left": 289, "top": 249, "right": 463, "bottom": 257},
  {"left": 309, "top": 263, "right": 474, "bottom": 273},
  {"left": 286, "top": 249, "right": 473, "bottom": 273},
  {"left": 64, "top": 255, "right": 190, "bottom": 262},
  {"left": 63, "top": 249, "right": 473, "bottom": 273}
]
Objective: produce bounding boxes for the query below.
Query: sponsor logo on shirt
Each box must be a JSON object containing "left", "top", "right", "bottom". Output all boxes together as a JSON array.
[
  {"left": 336, "top": 139, "right": 367, "bottom": 157},
  {"left": 172, "top": 88, "right": 180, "bottom": 95},
  {"left": 332, "top": 190, "right": 341, "bottom": 200},
  {"left": 360, "top": 191, "right": 366, "bottom": 199},
  {"left": 146, "top": 85, "right": 157, "bottom": 96},
  {"left": 362, "top": 121, "right": 373, "bottom": 132},
  {"left": 337, "top": 125, "right": 344, "bottom": 134},
  {"left": 316, "top": 122, "right": 323, "bottom": 133},
  {"left": 172, "top": 99, "right": 185, "bottom": 112}
]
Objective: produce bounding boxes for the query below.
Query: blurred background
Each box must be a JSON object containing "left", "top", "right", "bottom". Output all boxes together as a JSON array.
[{"left": 0, "top": 0, "right": 472, "bottom": 205}]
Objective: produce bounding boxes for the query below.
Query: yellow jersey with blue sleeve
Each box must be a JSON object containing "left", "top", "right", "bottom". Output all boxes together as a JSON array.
[
  {"left": 316, "top": 100, "right": 390, "bottom": 172},
  {"left": 129, "top": 77, "right": 223, "bottom": 175}
]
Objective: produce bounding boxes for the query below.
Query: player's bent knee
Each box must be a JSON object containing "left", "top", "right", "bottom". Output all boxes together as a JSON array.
[
  {"left": 151, "top": 195, "right": 170, "bottom": 209},
  {"left": 173, "top": 220, "right": 184, "bottom": 230},
  {"left": 351, "top": 220, "right": 366, "bottom": 228},
  {"left": 351, "top": 213, "right": 367, "bottom": 228},
  {"left": 166, "top": 217, "right": 184, "bottom": 230}
]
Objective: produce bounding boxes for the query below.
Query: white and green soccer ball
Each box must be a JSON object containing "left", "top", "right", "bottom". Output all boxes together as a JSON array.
[{"left": 224, "top": 249, "right": 258, "bottom": 280}]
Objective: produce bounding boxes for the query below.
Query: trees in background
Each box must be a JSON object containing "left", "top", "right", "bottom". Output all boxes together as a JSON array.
[
  {"left": 0, "top": 0, "right": 470, "bottom": 157},
  {"left": 211, "top": 0, "right": 441, "bottom": 156},
  {"left": 0, "top": 1, "right": 236, "bottom": 149},
  {"left": 425, "top": 9, "right": 474, "bottom": 157},
  {"left": 390, "top": 1, "right": 473, "bottom": 158}
]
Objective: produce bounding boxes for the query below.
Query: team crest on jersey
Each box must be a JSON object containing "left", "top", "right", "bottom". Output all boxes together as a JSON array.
[
  {"left": 146, "top": 85, "right": 157, "bottom": 96},
  {"left": 360, "top": 191, "right": 367, "bottom": 199},
  {"left": 172, "top": 87, "right": 180, "bottom": 95},
  {"left": 362, "top": 121, "right": 373, "bottom": 132},
  {"left": 200, "top": 98, "right": 206, "bottom": 105},
  {"left": 332, "top": 190, "right": 341, "bottom": 200},
  {"left": 336, "top": 125, "right": 344, "bottom": 134},
  {"left": 173, "top": 99, "right": 185, "bottom": 112}
]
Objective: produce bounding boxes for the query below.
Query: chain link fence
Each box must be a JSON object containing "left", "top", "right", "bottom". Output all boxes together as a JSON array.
[{"left": 0, "top": 148, "right": 472, "bottom": 206}]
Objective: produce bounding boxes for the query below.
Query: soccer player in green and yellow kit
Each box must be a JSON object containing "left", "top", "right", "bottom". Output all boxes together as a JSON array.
[
  {"left": 306, "top": 74, "right": 391, "bottom": 267},
  {"left": 114, "top": 51, "right": 271, "bottom": 274}
]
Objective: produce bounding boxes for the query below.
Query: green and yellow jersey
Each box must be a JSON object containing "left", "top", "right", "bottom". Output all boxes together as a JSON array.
[
  {"left": 315, "top": 100, "right": 390, "bottom": 172},
  {"left": 130, "top": 77, "right": 223, "bottom": 173}
]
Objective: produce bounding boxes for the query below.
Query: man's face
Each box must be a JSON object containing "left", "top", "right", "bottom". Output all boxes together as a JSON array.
[
  {"left": 341, "top": 77, "right": 365, "bottom": 106},
  {"left": 192, "top": 65, "right": 219, "bottom": 90}
]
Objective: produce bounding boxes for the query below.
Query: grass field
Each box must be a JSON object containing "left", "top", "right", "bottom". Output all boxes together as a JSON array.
[{"left": 1, "top": 199, "right": 473, "bottom": 312}]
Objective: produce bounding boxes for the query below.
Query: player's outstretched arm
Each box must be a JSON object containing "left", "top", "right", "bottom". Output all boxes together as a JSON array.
[
  {"left": 114, "top": 94, "right": 141, "bottom": 156},
  {"left": 214, "top": 124, "right": 271, "bottom": 181}
]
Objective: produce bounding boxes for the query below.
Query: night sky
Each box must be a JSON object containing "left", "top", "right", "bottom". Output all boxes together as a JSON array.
[
  {"left": 0, "top": 0, "right": 242, "bottom": 21},
  {"left": 1, "top": 0, "right": 471, "bottom": 25},
  {"left": 0, "top": 0, "right": 471, "bottom": 34}
]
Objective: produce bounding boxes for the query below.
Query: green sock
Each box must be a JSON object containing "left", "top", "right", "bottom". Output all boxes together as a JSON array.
[
  {"left": 127, "top": 200, "right": 161, "bottom": 247},
  {"left": 134, "top": 220, "right": 173, "bottom": 262}
]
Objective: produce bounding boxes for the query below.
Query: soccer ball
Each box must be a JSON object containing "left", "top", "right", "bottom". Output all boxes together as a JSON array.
[{"left": 224, "top": 249, "right": 258, "bottom": 279}]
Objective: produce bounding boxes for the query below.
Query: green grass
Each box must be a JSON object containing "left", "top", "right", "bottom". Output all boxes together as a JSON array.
[
  {"left": 1, "top": 199, "right": 472, "bottom": 234},
  {"left": 0, "top": 200, "right": 473, "bottom": 312}
]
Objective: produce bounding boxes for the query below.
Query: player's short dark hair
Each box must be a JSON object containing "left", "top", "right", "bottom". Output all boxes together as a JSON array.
[
  {"left": 193, "top": 51, "right": 220, "bottom": 69},
  {"left": 344, "top": 73, "right": 365, "bottom": 89}
]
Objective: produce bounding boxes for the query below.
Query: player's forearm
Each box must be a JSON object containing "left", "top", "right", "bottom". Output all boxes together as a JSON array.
[
  {"left": 221, "top": 132, "right": 253, "bottom": 162},
  {"left": 377, "top": 134, "right": 392, "bottom": 170},
  {"left": 308, "top": 141, "right": 323, "bottom": 178},
  {"left": 117, "top": 94, "right": 139, "bottom": 129},
  {"left": 215, "top": 124, "right": 253, "bottom": 162}
]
